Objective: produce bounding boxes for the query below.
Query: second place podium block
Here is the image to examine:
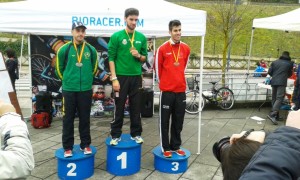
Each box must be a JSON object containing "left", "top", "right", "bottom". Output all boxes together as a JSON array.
[{"left": 55, "top": 145, "right": 97, "bottom": 180}]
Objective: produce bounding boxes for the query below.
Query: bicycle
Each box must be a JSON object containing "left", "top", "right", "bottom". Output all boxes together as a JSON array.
[{"left": 185, "top": 75, "right": 235, "bottom": 114}]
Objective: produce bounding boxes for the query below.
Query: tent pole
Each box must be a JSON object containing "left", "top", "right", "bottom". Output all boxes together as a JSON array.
[
  {"left": 247, "top": 28, "right": 255, "bottom": 74},
  {"left": 197, "top": 35, "right": 205, "bottom": 155},
  {"left": 19, "top": 35, "right": 24, "bottom": 77},
  {"left": 28, "top": 35, "right": 32, "bottom": 119},
  {"left": 152, "top": 37, "right": 156, "bottom": 115},
  {"left": 245, "top": 28, "right": 255, "bottom": 101}
]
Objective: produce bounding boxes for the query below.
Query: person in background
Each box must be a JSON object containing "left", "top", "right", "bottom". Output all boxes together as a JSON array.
[
  {"left": 213, "top": 110, "right": 300, "bottom": 180},
  {"left": 4, "top": 48, "right": 19, "bottom": 91},
  {"left": 267, "top": 51, "right": 293, "bottom": 125},
  {"left": 155, "top": 20, "right": 190, "bottom": 158},
  {"left": 259, "top": 59, "right": 267, "bottom": 68},
  {"left": 0, "top": 100, "right": 34, "bottom": 179},
  {"left": 253, "top": 62, "right": 266, "bottom": 77},
  {"left": 55, "top": 21, "right": 98, "bottom": 157},
  {"left": 108, "top": 8, "right": 147, "bottom": 146}
]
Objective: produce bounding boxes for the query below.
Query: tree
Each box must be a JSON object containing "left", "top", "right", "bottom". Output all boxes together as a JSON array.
[{"left": 207, "top": 0, "right": 262, "bottom": 84}]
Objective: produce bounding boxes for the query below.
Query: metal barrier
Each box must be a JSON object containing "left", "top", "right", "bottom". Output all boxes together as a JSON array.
[{"left": 153, "top": 71, "right": 269, "bottom": 103}]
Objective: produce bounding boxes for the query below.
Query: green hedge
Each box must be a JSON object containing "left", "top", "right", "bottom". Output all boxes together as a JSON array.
[{"left": 0, "top": 39, "right": 28, "bottom": 57}]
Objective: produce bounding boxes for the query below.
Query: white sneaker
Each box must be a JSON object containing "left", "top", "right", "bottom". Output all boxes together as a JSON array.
[
  {"left": 110, "top": 137, "right": 121, "bottom": 146},
  {"left": 131, "top": 136, "right": 144, "bottom": 144}
]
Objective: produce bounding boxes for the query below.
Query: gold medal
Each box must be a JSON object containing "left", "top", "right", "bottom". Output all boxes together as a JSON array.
[
  {"left": 174, "top": 62, "right": 180, "bottom": 66},
  {"left": 125, "top": 29, "right": 136, "bottom": 52},
  {"left": 76, "top": 62, "right": 83, "bottom": 67}
]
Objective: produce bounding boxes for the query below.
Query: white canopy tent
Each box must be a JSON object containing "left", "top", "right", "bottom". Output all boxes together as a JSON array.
[
  {"left": 0, "top": 0, "right": 206, "bottom": 154},
  {"left": 247, "top": 8, "right": 300, "bottom": 72},
  {"left": 0, "top": 0, "right": 206, "bottom": 37}
]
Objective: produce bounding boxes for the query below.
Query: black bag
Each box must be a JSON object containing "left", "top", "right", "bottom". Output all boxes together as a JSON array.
[{"left": 140, "top": 88, "right": 154, "bottom": 117}]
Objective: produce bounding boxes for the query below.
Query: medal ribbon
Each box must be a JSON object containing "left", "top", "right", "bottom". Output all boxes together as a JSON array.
[
  {"left": 125, "top": 29, "right": 135, "bottom": 48},
  {"left": 169, "top": 41, "right": 181, "bottom": 64},
  {"left": 73, "top": 41, "right": 86, "bottom": 64}
]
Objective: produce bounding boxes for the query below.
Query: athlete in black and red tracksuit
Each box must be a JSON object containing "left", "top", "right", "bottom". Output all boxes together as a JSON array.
[{"left": 154, "top": 20, "right": 190, "bottom": 158}]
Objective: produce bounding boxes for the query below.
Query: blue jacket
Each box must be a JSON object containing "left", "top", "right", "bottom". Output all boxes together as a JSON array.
[
  {"left": 253, "top": 66, "right": 265, "bottom": 77},
  {"left": 240, "top": 126, "right": 300, "bottom": 180}
]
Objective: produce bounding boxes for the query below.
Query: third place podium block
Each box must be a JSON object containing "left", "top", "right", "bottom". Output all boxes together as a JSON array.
[
  {"left": 105, "top": 134, "right": 142, "bottom": 176},
  {"left": 152, "top": 146, "right": 191, "bottom": 174}
]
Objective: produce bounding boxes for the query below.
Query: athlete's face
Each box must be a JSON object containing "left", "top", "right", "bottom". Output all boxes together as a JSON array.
[
  {"left": 125, "top": 15, "right": 138, "bottom": 31},
  {"left": 169, "top": 25, "right": 181, "bottom": 43},
  {"left": 72, "top": 27, "right": 86, "bottom": 44}
]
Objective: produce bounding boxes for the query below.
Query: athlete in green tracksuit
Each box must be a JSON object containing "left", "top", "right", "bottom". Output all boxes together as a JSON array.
[
  {"left": 55, "top": 21, "right": 98, "bottom": 157},
  {"left": 108, "top": 8, "right": 148, "bottom": 146}
]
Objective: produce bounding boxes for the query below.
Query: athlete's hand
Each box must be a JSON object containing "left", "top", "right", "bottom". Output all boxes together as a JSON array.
[
  {"left": 130, "top": 49, "right": 140, "bottom": 58},
  {"left": 112, "top": 80, "right": 120, "bottom": 92}
]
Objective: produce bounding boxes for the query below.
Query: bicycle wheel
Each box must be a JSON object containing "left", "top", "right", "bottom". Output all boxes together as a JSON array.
[
  {"left": 185, "top": 90, "right": 205, "bottom": 114},
  {"left": 216, "top": 87, "right": 234, "bottom": 110}
]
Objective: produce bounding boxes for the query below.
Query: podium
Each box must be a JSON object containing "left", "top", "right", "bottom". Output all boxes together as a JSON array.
[
  {"left": 152, "top": 146, "right": 190, "bottom": 174},
  {"left": 105, "top": 134, "right": 142, "bottom": 176},
  {"left": 55, "top": 145, "right": 97, "bottom": 180}
]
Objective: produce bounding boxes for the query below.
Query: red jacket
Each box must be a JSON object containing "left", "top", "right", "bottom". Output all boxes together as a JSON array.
[{"left": 155, "top": 40, "right": 190, "bottom": 92}]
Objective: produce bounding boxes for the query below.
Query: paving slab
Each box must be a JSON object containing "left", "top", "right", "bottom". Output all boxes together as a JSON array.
[{"left": 20, "top": 98, "right": 283, "bottom": 180}]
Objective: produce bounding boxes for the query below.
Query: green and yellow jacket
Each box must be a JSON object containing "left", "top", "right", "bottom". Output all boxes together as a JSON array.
[{"left": 55, "top": 41, "right": 98, "bottom": 91}]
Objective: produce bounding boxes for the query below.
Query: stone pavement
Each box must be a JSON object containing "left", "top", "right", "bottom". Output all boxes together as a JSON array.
[
  {"left": 19, "top": 103, "right": 287, "bottom": 180},
  {"left": 15, "top": 67, "right": 288, "bottom": 179}
]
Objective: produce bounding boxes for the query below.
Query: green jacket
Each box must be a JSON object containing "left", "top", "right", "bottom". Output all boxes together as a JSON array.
[
  {"left": 55, "top": 41, "right": 98, "bottom": 91},
  {"left": 108, "top": 29, "right": 148, "bottom": 76}
]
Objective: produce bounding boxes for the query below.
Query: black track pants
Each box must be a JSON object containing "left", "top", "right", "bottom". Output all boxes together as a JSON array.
[{"left": 159, "top": 91, "right": 186, "bottom": 151}]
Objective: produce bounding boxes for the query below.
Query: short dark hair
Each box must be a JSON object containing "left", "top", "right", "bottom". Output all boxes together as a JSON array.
[
  {"left": 282, "top": 51, "right": 290, "bottom": 58},
  {"left": 169, "top": 20, "right": 181, "bottom": 31},
  {"left": 124, "top": 8, "right": 139, "bottom": 18},
  {"left": 256, "top": 62, "right": 260, "bottom": 66},
  {"left": 221, "top": 138, "right": 261, "bottom": 180},
  {"left": 5, "top": 48, "right": 16, "bottom": 58}
]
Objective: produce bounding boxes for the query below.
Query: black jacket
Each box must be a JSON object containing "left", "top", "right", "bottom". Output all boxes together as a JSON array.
[
  {"left": 268, "top": 56, "right": 293, "bottom": 86},
  {"left": 5, "top": 58, "right": 19, "bottom": 80},
  {"left": 240, "top": 126, "right": 300, "bottom": 180}
]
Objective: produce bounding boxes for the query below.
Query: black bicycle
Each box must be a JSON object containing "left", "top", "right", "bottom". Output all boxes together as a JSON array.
[{"left": 185, "top": 75, "right": 235, "bottom": 114}]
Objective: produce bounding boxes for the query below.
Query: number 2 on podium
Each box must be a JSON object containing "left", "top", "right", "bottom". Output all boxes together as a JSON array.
[{"left": 117, "top": 152, "right": 127, "bottom": 169}]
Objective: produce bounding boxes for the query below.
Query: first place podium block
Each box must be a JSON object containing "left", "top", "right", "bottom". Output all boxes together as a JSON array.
[
  {"left": 105, "top": 134, "right": 142, "bottom": 176},
  {"left": 55, "top": 145, "right": 97, "bottom": 180},
  {"left": 152, "top": 146, "right": 191, "bottom": 174}
]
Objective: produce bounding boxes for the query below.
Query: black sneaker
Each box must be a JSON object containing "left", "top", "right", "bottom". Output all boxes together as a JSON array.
[{"left": 267, "top": 115, "right": 278, "bottom": 125}]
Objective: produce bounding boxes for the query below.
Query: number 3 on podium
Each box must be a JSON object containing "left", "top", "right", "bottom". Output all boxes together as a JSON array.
[{"left": 171, "top": 162, "right": 179, "bottom": 171}]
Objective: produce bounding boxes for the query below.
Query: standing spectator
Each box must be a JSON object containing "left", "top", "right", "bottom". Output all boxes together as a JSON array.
[
  {"left": 55, "top": 21, "right": 98, "bottom": 157},
  {"left": 267, "top": 51, "right": 293, "bottom": 125},
  {"left": 259, "top": 59, "right": 267, "bottom": 68},
  {"left": 4, "top": 48, "right": 19, "bottom": 91},
  {"left": 154, "top": 20, "right": 190, "bottom": 158},
  {"left": 108, "top": 8, "right": 148, "bottom": 146},
  {"left": 0, "top": 100, "right": 34, "bottom": 179}
]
